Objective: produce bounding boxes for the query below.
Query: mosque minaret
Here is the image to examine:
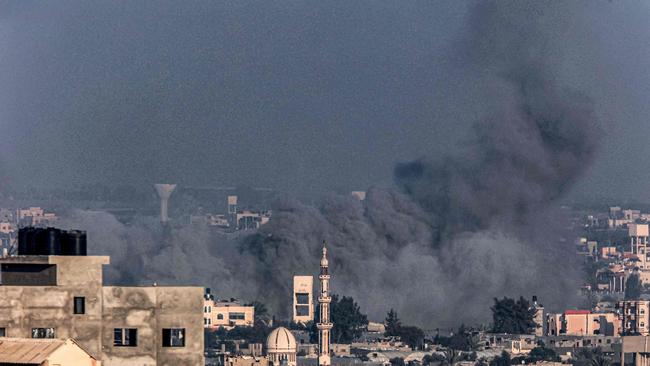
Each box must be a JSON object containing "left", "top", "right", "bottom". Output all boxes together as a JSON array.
[{"left": 317, "top": 244, "right": 332, "bottom": 366}]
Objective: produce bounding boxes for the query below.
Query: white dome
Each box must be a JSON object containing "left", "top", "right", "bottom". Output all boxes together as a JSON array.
[{"left": 266, "top": 327, "right": 297, "bottom": 354}]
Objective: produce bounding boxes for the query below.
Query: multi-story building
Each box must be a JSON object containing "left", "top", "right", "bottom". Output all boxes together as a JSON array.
[
  {"left": 618, "top": 300, "right": 650, "bottom": 335},
  {"left": 546, "top": 310, "right": 620, "bottom": 336},
  {"left": 629, "top": 223, "right": 650, "bottom": 269},
  {"left": 17, "top": 207, "right": 57, "bottom": 227},
  {"left": 293, "top": 276, "right": 314, "bottom": 324},
  {"left": 531, "top": 296, "right": 544, "bottom": 336},
  {"left": 0, "top": 228, "right": 204, "bottom": 366},
  {"left": 204, "top": 294, "right": 254, "bottom": 330}
]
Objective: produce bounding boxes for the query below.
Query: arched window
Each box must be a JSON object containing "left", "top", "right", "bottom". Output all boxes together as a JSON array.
[{"left": 217, "top": 314, "right": 224, "bottom": 320}]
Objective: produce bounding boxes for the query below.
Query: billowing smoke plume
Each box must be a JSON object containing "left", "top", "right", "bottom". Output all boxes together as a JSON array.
[{"left": 61, "top": 2, "right": 599, "bottom": 327}]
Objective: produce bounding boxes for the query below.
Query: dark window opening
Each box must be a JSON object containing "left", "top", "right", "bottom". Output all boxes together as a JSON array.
[
  {"left": 0, "top": 328, "right": 5, "bottom": 337},
  {"left": 32, "top": 328, "right": 55, "bottom": 338},
  {"left": 296, "top": 293, "right": 310, "bottom": 305},
  {"left": 114, "top": 328, "right": 137, "bottom": 347},
  {"left": 217, "top": 314, "right": 224, "bottom": 320},
  {"left": 230, "top": 312, "right": 245, "bottom": 320},
  {"left": 74, "top": 297, "right": 85, "bottom": 314},
  {"left": 162, "top": 328, "right": 185, "bottom": 347},
  {"left": 296, "top": 305, "right": 310, "bottom": 316}
]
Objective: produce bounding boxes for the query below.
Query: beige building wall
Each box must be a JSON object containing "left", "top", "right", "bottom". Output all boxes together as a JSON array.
[
  {"left": 292, "top": 276, "right": 313, "bottom": 323},
  {"left": 619, "top": 300, "right": 650, "bottom": 335},
  {"left": 47, "top": 338, "right": 99, "bottom": 366},
  {"left": 0, "top": 255, "right": 204, "bottom": 366},
  {"left": 206, "top": 300, "right": 254, "bottom": 329}
]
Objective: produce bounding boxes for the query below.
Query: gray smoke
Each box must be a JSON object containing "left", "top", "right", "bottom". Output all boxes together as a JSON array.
[{"left": 61, "top": 1, "right": 599, "bottom": 327}]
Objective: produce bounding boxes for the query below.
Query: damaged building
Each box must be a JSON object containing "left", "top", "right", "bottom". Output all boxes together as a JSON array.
[{"left": 0, "top": 227, "right": 204, "bottom": 366}]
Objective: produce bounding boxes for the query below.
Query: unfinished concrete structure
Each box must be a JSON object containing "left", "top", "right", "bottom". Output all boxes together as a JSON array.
[
  {"left": 0, "top": 253, "right": 204, "bottom": 366},
  {"left": 292, "top": 275, "right": 314, "bottom": 324}
]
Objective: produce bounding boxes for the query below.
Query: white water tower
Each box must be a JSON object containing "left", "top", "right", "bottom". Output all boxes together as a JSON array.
[{"left": 154, "top": 184, "right": 177, "bottom": 223}]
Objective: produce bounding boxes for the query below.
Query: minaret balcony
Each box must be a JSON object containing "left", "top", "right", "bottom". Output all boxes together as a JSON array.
[{"left": 318, "top": 296, "right": 332, "bottom": 303}]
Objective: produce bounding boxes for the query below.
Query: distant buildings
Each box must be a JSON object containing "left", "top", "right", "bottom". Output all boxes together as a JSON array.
[
  {"left": 203, "top": 291, "right": 255, "bottom": 330},
  {"left": 545, "top": 310, "right": 620, "bottom": 336},
  {"left": 617, "top": 300, "right": 650, "bottom": 336}
]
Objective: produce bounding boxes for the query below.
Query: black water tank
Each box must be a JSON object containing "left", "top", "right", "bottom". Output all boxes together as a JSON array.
[
  {"left": 45, "top": 228, "right": 61, "bottom": 255},
  {"left": 62, "top": 230, "right": 87, "bottom": 256},
  {"left": 24, "top": 227, "right": 38, "bottom": 255},
  {"left": 18, "top": 228, "right": 28, "bottom": 254}
]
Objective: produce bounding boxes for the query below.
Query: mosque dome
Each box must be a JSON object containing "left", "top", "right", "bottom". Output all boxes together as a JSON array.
[{"left": 266, "top": 327, "right": 297, "bottom": 354}]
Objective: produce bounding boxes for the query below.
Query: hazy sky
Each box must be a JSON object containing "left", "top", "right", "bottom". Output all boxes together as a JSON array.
[{"left": 1, "top": 1, "right": 649, "bottom": 200}]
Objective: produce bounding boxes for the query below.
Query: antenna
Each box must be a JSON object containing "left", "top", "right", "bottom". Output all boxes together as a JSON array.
[{"left": 154, "top": 184, "right": 177, "bottom": 223}]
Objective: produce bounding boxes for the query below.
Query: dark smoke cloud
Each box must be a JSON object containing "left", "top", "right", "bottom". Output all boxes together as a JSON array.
[{"left": 59, "top": 2, "right": 600, "bottom": 327}]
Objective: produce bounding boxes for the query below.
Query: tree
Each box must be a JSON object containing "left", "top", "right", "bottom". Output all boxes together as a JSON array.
[
  {"left": 572, "top": 347, "right": 612, "bottom": 366},
  {"left": 491, "top": 296, "right": 536, "bottom": 334},
  {"left": 252, "top": 301, "right": 270, "bottom": 325},
  {"left": 396, "top": 325, "right": 425, "bottom": 350},
  {"left": 312, "top": 294, "right": 368, "bottom": 344},
  {"left": 385, "top": 308, "right": 401, "bottom": 336},
  {"left": 442, "top": 348, "right": 463, "bottom": 366},
  {"left": 489, "top": 351, "right": 510, "bottom": 366},
  {"left": 525, "top": 346, "right": 560, "bottom": 363},
  {"left": 626, "top": 273, "right": 642, "bottom": 300}
]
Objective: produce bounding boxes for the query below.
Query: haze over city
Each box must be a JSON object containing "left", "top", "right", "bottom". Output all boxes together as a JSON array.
[{"left": 1, "top": 2, "right": 650, "bottom": 366}]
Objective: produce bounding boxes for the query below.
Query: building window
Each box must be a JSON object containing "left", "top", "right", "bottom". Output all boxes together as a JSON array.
[
  {"left": 0, "top": 328, "right": 5, "bottom": 337},
  {"left": 32, "top": 328, "right": 55, "bottom": 338},
  {"left": 162, "top": 328, "right": 185, "bottom": 347},
  {"left": 230, "top": 312, "right": 245, "bottom": 320},
  {"left": 114, "top": 328, "right": 137, "bottom": 347},
  {"left": 74, "top": 297, "right": 85, "bottom": 315},
  {"left": 296, "top": 293, "right": 310, "bottom": 305},
  {"left": 217, "top": 314, "right": 224, "bottom": 320}
]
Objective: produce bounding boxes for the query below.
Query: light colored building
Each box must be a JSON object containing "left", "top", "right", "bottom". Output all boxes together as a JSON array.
[
  {"left": 236, "top": 210, "right": 271, "bottom": 230},
  {"left": 629, "top": 223, "right": 650, "bottom": 269},
  {"left": 0, "top": 253, "right": 204, "bottom": 365},
  {"left": 266, "top": 327, "right": 297, "bottom": 366},
  {"left": 204, "top": 296, "right": 254, "bottom": 330},
  {"left": 545, "top": 310, "right": 620, "bottom": 336},
  {"left": 293, "top": 275, "right": 314, "bottom": 323},
  {"left": 618, "top": 300, "right": 650, "bottom": 336},
  {"left": 224, "top": 355, "right": 269, "bottom": 366},
  {"left": 17, "top": 207, "right": 57, "bottom": 227},
  {"left": 0, "top": 337, "right": 98, "bottom": 366}
]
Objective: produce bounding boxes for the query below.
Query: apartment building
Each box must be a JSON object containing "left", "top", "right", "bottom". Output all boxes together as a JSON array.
[
  {"left": 204, "top": 293, "right": 254, "bottom": 329},
  {"left": 617, "top": 300, "right": 650, "bottom": 336},
  {"left": 0, "top": 227, "right": 204, "bottom": 366}
]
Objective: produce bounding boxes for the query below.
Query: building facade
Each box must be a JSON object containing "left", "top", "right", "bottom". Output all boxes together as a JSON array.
[
  {"left": 0, "top": 254, "right": 204, "bottom": 366},
  {"left": 618, "top": 300, "right": 650, "bottom": 336},
  {"left": 203, "top": 296, "right": 254, "bottom": 330},
  {"left": 293, "top": 275, "right": 314, "bottom": 324}
]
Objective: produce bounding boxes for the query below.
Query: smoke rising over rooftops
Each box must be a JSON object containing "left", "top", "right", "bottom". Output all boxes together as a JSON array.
[{"left": 52, "top": 2, "right": 608, "bottom": 326}]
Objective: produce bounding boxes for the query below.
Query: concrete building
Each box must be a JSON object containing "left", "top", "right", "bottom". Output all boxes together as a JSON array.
[
  {"left": 266, "top": 327, "right": 297, "bottom": 366},
  {"left": 204, "top": 295, "right": 254, "bottom": 330},
  {"left": 0, "top": 236, "right": 204, "bottom": 365},
  {"left": 621, "top": 335, "right": 650, "bottom": 366},
  {"left": 630, "top": 223, "right": 650, "bottom": 269},
  {"left": 17, "top": 207, "right": 57, "bottom": 227},
  {"left": 618, "top": 300, "right": 650, "bottom": 336},
  {"left": 0, "top": 337, "right": 98, "bottom": 366},
  {"left": 531, "top": 296, "right": 544, "bottom": 336},
  {"left": 545, "top": 310, "right": 620, "bottom": 336},
  {"left": 293, "top": 275, "right": 314, "bottom": 324}
]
